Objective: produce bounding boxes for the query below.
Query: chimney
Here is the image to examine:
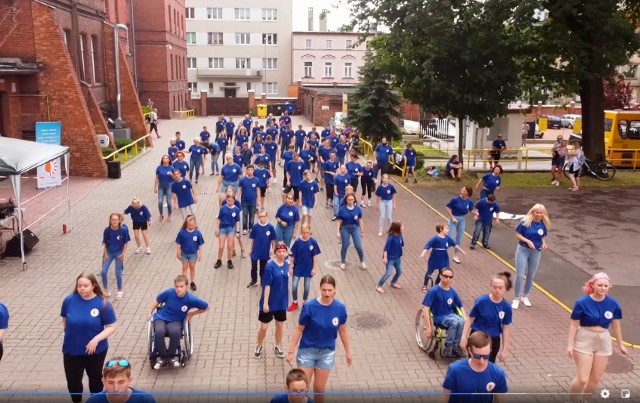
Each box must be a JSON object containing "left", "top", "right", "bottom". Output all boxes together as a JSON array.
[
  {"left": 308, "top": 7, "right": 314, "bottom": 31},
  {"left": 319, "top": 9, "right": 328, "bottom": 32}
]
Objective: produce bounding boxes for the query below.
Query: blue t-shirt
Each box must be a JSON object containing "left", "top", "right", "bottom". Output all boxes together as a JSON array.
[
  {"left": 318, "top": 145, "right": 333, "bottom": 163},
  {"left": 481, "top": 173, "right": 501, "bottom": 193},
  {"left": 172, "top": 161, "right": 190, "bottom": 177},
  {"left": 168, "top": 146, "right": 179, "bottom": 161},
  {"left": 175, "top": 139, "right": 186, "bottom": 150},
  {"left": 252, "top": 141, "right": 265, "bottom": 154},
  {"left": 239, "top": 176, "right": 260, "bottom": 204},
  {"left": 154, "top": 289, "right": 208, "bottom": 323},
  {"left": 336, "top": 143, "right": 350, "bottom": 158},
  {"left": 276, "top": 204, "right": 300, "bottom": 227},
  {"left": 270, "top": 394, "right": 314, "bottom": 403},
  {"left": 516, "top": 221, "right": 547, "bottom": 250},
  {"left": 571, "top": 295, "right": 622, "bottom": 329},
  {"left": 250, "top": 223, "right": 277, "bottom": 260},
  {"left": 492, "top": 139, "right": 506, "bottom": 151},
  {"left": 156, "top": 165, "right": 174, "bottom": 186},
  {"left": 447, "top": 196, "right": 474, "bottom": 217},
  {"left": 328, "top": 135, "right": 339, "bottom": 148},
  {"left": 225, "top": 122, "right": 236, "bottom": 137},
  {"left": 61, "top": 294, "right": 116, "bottom": 356},
  {"left": 307, "top": 139, "right": 319, "bottom": 154},
  {"left": 260, "top": 260, "right": 290, "bottom": 312},
  {"left": 124, "top": 205, "right": 151, "bottom": 224},
  {"left": 266, "top": 127, "right": 278, "bottom": 139},
  {"left": 294, "top": 130, "right": 307, "bottom": 144},
  {"left": 282, "top": 151, "right": 294, "bottom": 166},
  {"left": 281, "top": 131, "right": 294, "bottom": 148},
  {"left": 242, "top": 118, "right": 253, "bottom": 131},
  {"left": 361, "top": 167, "right": 375, "bottom": 183},
  {"left": 323, "top": 160, "right": 339, "bottom": 185},
  {"left": 221, "top": 163, "right": 242, "bottom": 182},
  {"left": 424, "top": 235, "right": 457, "bottom": 272},
  {"left": 299, "top": 299, "right": 347, "bottom": 350},
  {"left": 375, "top": 144, "right": 393, "bottom": 162},
  {"left": 255, "top": 167, "right": 271, "bottom": 188},
  {"left": 475, "top": 199, "right": 500, "bottom": 224},
  {"left": 208, "top": 142, "right": 220, "bottom": 157},
  {"left": 442, "top": 359, "right": 508, "bottom": 403},
  {"left": 102, "top": 226, "right": 130, "bottom": 253},
  {"left": 86, "top": 389, "right": 156, "bottom": 403},
  {"left": 469, "top": 294, "right": 513, "bottom": 337},
  {"left": 236, "top": 134, "right": 249, "bottom": 148},
  {"left": 280, "top": 115, "right": 292, "bottom": 126},
  {"left": 215, "top": 121, "right": 226, "bottom": 134},
  {"left": 171, "top": 179, "right": 194, "bottom": 208},
  {"left": 334, "top": 173, "right": 351, "bottom": 197},
  {"left": 254, "top": 153, "right": 270, "bottom": 167},
  {"left": 217, "top": 204, "right": 241, "bottom": 229},
  {"left": 299, "top": 180, "right": 319, "bottom": 208},
  {"left": 346, "top": 161, "right": 363, "bottom": 178},
  {"left": 233, "top": 153, "right": 244, "bottom": 167},
  {"left": 188, "top": 145, "right": 206, "bottom": 162},
  {"left": 299, "top": 150, "right": 313, "bottom": 170},
  {"left": 384, "top": 235, "right": 404, "bottom": 259},
  {"left": 290, "top": 237, "right": 321, "bottom": 277},
  {"left": 422, "top": 285, "right": 463, "bottom": 326},
  {"left": 321, "top": 128, "right": 330, "bottom": 138},
  {"left": 265, "top": 142, "right": 278, "bottom": 160},
  {"left": 216, "top": 136, "right": 228, "bottom": 153},
  {"left": 337, "top": 205, "right": 362, "bottom": 226},
  {"left": 199, "top": 131, "right": 211, "bottom": 143},
  {"left": 286, "top": 160, "right": 306, "bottom": 186},
  {"left": 375, "top": 184, "right": 397, "bottom": 201},
  {"left": 175, "top": 228, "right": 204, "bottom": 254},
  {"left": 404, "top": 148, "right": 418, "bottom": 166},
  {"left": 0, "top": 303, "right": 9, "bottom": 331}
]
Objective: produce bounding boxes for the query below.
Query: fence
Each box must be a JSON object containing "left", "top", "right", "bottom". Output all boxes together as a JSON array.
[
  {"left": 173, "top": 110, "right": 195, "bottom": 119},
  {"left": 102, "top": 134, "right": 151, "bottom": 162},
  {"left": 607, "top": 148, "right": 640, "bottom": 170}
]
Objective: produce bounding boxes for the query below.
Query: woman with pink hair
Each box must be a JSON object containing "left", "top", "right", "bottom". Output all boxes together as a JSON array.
[{"left": 567, "top": 272, "right": 628, "bottom": 402}]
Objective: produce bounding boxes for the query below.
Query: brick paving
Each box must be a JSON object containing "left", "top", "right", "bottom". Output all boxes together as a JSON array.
[{"left": 0, "top": 116, "right": 638, "bottom": 402}]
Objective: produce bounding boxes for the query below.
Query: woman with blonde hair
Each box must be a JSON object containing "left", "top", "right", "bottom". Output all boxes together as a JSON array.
[
  {"left": 512, "top": 203, "right": 550, "bottom": 309},
  {"left": 567, "top": 272, "right": 627, "bottom": 402},
  {"left": 566, "top": 141, "right": 584, "bottom": 191}
]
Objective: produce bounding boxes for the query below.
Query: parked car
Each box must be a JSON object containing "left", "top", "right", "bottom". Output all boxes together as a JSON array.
[
  {"left": 560, "top": 114, "right": 581, "bottom": 129},
  {"left": 541, "top": 115, "right": 562, "bottom": 129}
]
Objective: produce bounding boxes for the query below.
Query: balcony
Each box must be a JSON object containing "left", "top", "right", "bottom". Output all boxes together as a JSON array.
[{"left": 196, "top": 68, "right": 262, "bottom": 79}]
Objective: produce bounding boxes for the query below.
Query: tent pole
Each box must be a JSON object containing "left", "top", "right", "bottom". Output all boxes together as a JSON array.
[{"left": 10, "top": 175, "right": 26, "bottom": 270}]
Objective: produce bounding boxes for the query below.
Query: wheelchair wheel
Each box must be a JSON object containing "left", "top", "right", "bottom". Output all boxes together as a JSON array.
[
  {"left": 415, "top": 308, "right": 436, "bottom": 353},
  {"left": 147, "top": 320, "right": 155, "bottom": 369}
]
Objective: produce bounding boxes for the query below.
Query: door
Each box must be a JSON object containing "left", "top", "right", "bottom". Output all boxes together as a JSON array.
[{"left": 224, "top": 88, "right": 236, "bottom": 98}]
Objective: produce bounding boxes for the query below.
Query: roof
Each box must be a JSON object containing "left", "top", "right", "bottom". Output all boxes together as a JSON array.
[
  {"left": 0, "top": 58, "right": 39, "bottom": 76},
  {"left": 0, "top": 137, "right": 69, "bottom": 175},
  {"left": 301, "top": 86, "right": 358, "bottom": 96},
  {"left": 292, "top": 31, "right": 371, "bottom": 36}
]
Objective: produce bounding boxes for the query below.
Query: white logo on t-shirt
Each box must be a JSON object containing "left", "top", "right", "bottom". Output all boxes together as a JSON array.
[
  {"left": 604, "top": 311, "right": 613, "bottom": 319},
  {"left": 332, "top": 317, "right": 339, "bottom": 326},
  {"left": 252, "top": 183, "right": 256, "bottom": 187},
  {"left": 181, "top": 306, "right": 188, "bottom": 312},
  {"left": 387, "top": 190, "right": 391, "bottom": 194},
  {"left": 489, "top": 207, "right": 494, "bottom": 212},
  {"left": 447, "top": 298, "right": 453, "bottom": 305},
  {"left": 288, "top": 211, "right": 293, "bottom": 216},
  {"left": 537, "top": 229, "right": 544, "bottom": 235},
  {"left": 192, "top": 236, "right": 198, "bottom": 241},
  {"left": 309, "top": 245, "right": 314, "bottom": 250},
  {"left": 139, "top": 211, "right": 144, "bottom": 215},
  {"left": 90, "top": 308, "right": 100, "bottom": 318},
  {"left": 445, "top": 242, "right": 449, "bottom": 247},
  {"left": 486, "top": 382, "right": 496, "bottom": 392},
  {"left": 496, "top": 180, "right": 500, "bottom": 185},
  {"left": 311, "top": 187, "right": 315, "bottom": 191},
  {"left": 182, "top": 185, "right": 187, "bottom": 189},
  {"left": 498, "top": 311, "right": 505, "bottom": 320},
  {"left": 354, "top": 215, "right": 359, "bottom": 220},
  {"left": 167, "top": 172, "right": 172, "bottom": 176},
  {"left": 298, "top": 166, "right": 302, "bottom": 170},
  {"left": 266, "top": 231, "right": 271, "bottom": 236},
  {"left": 232, "top": 169, "right": 237, "bottom": 173},
  {"left": 116, "top": 235, "right": 121, "bottom": 240},
  {"left": 232, "top": 212, "right": 237, "bottom": 217}
]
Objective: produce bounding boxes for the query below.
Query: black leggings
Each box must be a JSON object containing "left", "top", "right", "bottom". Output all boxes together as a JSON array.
[
  {"left": 0, "top": 343, "right": 3, "bottom": 362},
  {"left": 63, "top": 351, "right": 108, "bottom": 403},
  {"left": 326, "top": 184, "right": 335, "bottom": 201},
  {"left": 470, "top": 331, "right": 501, "bottom": 363},
  {"left": 251, "top": 259, "right": 268, "bottom": 284},
  {"left": 361, "top": 180, "right": 374, "bottom": 199}
]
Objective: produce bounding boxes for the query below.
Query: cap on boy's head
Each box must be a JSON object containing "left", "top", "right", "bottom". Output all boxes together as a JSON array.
[{"left": 274, "top": 243, "right": 288, "bottom": 252}]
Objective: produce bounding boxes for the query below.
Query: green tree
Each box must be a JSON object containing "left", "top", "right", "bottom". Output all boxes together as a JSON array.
[{"left": 347, "top": 53, "right": 402, "bottom": 144}]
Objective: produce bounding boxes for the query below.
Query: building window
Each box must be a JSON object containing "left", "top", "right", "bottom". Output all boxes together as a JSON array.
[
  {"left": 346, "top": 39, "right": 353, "bottom": 49},
  {"left": 187, "top": 58, "right": 197, "bottom": 69},
  {"left": 235, "top": 8, "right": 250, "bottom": 20},
  {"left": 247, "top": 82, "right": 252, "bottom": 91},
  {"left": 209, "top": 57, "right": 224, "bottom": 69},
  {"left": 186, "top": 7, "right": 194, "bottom": 19},
  {"left": 326, "top": 40, "right": 332, "bottom": 49},
  {"left": 187, "top": 32, "right": 196, "bottom": 44},
  {"left": 262, "top": 33, "right": 278, "bottom": 45},
  {"left": 170, "top": 55, "right": 174, "bottom": 80},
  {"left": 91, "top": 34, "right": 101, "bottom": 83},
  {"left": 208, "top": 32, "right": 223, "bottom": 45},
  {"left": 344, "top": 62, "right": 353, "bottom": 78},
  {"left": 304, "top": 61, "right": 313, "bottom": 78},
  {"left": 209, "top": 82, "right": 214, "bottom": 93},
  {"left": 262, "top": 58, "right": 278, "bottom": 70},
  {"left": 265, "top": 82, "right": 278, "bottom": 95},
  {"left": 63, "top": 28, "right": 71, "bottom": 49},
  {"left": 89, "top": 34, "right": 96, "bottom": 83},
  {"left": 168, "top": 5, "right": 172, "bottom": 32},
  {"left": 305, "top": 39, "right": 312, "bottom": 49},
  {"left": 207, "top": 7, "right": 222, "bottom": 20},
  {"left": 78, "top": 33, "right": 86, "bottom": 81},
  {"left": 324, "top": 61, "right": 333, "bottom": 78},
  {"left": 235, "top": 58, "right": 251, "bottom": 69},
  {"left": 188, "top": 82, "right": 198, "bottom": 93},
  {"left": 235, "top": 33, "right": 250, "bottom": 45},
  {"left": 262, "top": 8, "right": 278, "bottom": 21}
]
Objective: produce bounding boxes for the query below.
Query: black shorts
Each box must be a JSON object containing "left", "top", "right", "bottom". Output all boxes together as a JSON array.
[
  {"left": 258, "top": 310, "right": 286, "bottom": 323},
  {"left": 132, "top": 222, "right": 148, "bottom": 230},
  {"left": 282, "top": 186, "right": 300, "bottom": 201},
  {"left": 259, "top": 187, "right": 267, "bottom": 197},
  {"left": 489, "top": 151, "right": 501, "bottom": 162}
]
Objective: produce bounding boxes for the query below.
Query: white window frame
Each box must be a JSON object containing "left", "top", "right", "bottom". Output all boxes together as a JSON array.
[
  {"left": 209, "top": 57, "right": 224, "bottom": 69},
  {"left": 208, "top": 32, "right": 223, "bottom": 45},
  {"left": 186, "top": 32, "right": 196, "bottom": 44},
  {"left": 265, "top": 82, "right": 278, "bottom": 95},
  {"left": 186, "top": 7, "right": 194, "bottom": 19},
  {"left": 262, "top": 58, "right": 278, "bottom": 70},
  {"left": 235, "top": 8, "right": 250, "bottom": 20},
  {"left": 325, "top": 40, "right": 332, "bottom": 49},
  {"left": 207, "top": 7, "right": 222, "bottom": 20},
  {"left": 324, "top": 61, "right": 333, "bottom": 78},
  {"left": 346, "top": 39, "right": 353, "bottom": 49},
  {"left": 305, "top": 39, "right": 312, "bottom": 49},
  {"left": 187, "top": 57, "right": 197, "bottom": 69},
  {"left": 303, "top": 61, "right": 313, "bottom": 78},
  {"left": 344, "top": 62, "right": 353, "bottom": 78},
  {"left": 89, "top": 35, "right": 96, "bottom": 83},
  {"left": 188, "top": 82, "right": 198, "bottom": 93},
  {"left": 262, "top": 33, "right": 278, "bottom": 46},
  {"left": 235, "top": 58, "right": 251, "bottom": 69},
  {"left": 262, "top": 8, "right": 278, "bottom": 21},
  {"left": 235, "top": 33, "right": 250, "bottom": 45}
]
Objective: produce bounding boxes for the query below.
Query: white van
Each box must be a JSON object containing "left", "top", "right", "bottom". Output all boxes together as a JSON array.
[{"left": 560, "top": 114, "right": 581, "bottom": 129}]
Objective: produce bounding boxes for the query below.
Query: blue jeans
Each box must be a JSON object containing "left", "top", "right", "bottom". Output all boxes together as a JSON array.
[
  {"left": 480, "top": 188, "right": 492, "bottom": 199},
  {"left": 292, "top": 275, "right": 311, "bottom": 302},
  {"left": 471, "top": 221, "right": 493, "bottom": 247},
  {"left": 157, "top": 183, "right": 172, "bottom": 217},
  {"left": 189, "top": 158, "right": 202, "bottom": 181},
  {"left": 338, "top": 156, "right": 345, "bottom": 166},
  {"left": 222, "top": 180, "right": 239, "bottom": 194},
  {"left": 378, "top": 199, "right": 393, "bottom": 232},
  {"left": 332, "top": 194, "right": 343, "bottom": 217},
  {"left": 440, "top": 314, "right": 464, "bottom": 348},
  {"left": 101, "top": 250, "right": 123, "bottom": 291},
  {"left": 153, "top": 320, "right": 182, "bottom": 359},
  {"left": 340, "top": 224, "right": 364, "bottom": 263},
  {"left": 448, "top": 215, "right": 466, "bottom": 247},
  {"left": 242, "top": 202, "right": 256, "bottom": 230},
  {"left": 275, "top": 223, "right": 294, "bottom": 247},
  {"left": 210, "top": 155, "right": 220, "bottom": 174},
  {"left": 377, "top": 257, "right": 402, "bottom": 287},
  {"left": 514, "top": 243, "right": 542, "bottom": 298}
]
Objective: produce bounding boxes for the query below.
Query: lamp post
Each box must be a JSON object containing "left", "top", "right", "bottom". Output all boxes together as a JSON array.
[{"left": 114, "top": 23, "right": 128, "bottom": 129}]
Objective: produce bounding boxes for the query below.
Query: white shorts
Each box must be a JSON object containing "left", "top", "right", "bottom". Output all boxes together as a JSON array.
[{"left": 301, "top": 206, "right": 313, "bottom": 216}]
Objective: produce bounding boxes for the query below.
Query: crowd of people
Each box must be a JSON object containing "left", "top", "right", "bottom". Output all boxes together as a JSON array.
[{"left": 0, "top": 112, "right": 629, "bottom": 403}]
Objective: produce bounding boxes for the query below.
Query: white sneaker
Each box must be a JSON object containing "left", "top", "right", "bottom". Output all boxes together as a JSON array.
[
  {"left": 340, "top": 263, "right": 346, "bottom": 270},
  {"left": 555, "top": 181, "right": 560, "bottom": 187},
  {"left": 360, "top": 262, "right": 367, "bottom": 270},
  {"left": 522, "top": 297, "right": 532, "bottom": 307},
  {"left": 360, "top": 202, "right": 365, "bottom": 207},
  {"left": 116, "top": 291, "right": 123, "bottom": 300},
  {"left": 511, "top": 299, "right": 520, "bottom": 309},
  {"left": 135, "top": 247, "right": 143, "bottom": 254},
  {"left": 146, "top": 247, "right": 151, "bottom": 255},
  {"left": 551, "top": 180, "right": 557, "bottom": 185},
  {"left": 153, "top": 358, "right": 164, "bottom": 370},
  {"left": 377, "top": 231, "right": 382, "bottom": 237},
  {"left": 367, "top": 201, "right": 372, "bottom": 207},
  {"left": 171, "top": 358, "right": 180, "bottom": 367}
]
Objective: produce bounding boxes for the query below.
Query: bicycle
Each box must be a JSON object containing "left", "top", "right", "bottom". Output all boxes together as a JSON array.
[{"left": 563, "top": 158, "right": 617, "bottom": 181}]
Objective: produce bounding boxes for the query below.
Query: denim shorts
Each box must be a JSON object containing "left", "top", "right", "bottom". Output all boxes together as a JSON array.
[
  {"left": 301, "top": 206, "right": 314, "bottom": 216},
  {"left": 180, "top": 253, "right": 197, "bottom": 263},
  {"left": 219, "top": 226, "right": 236, "bottom": 236},
  {"left": 296, "top": 347, "right": 336, "bottom": 371}
]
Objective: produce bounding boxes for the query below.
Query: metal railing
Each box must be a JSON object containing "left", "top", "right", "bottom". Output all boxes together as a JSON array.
[
  {"left": 173, "top": 110, "right": 195, "bottom": 119},
  {"left": 102, "top": 134, "right": 151, "bottom": 162},
  {"left": 359, "top": 138, "right": 374, "bottom": 160},
  {"left": 606, "top": 148, "right": 640, "bottom": 170},
  {"left": 388, "top": 154, "right": 407, "bottom": 181}
]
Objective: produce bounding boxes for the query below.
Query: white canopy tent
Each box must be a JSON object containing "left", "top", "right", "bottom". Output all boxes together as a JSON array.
[{"left": 0, "top": 137, "right": 70, "bottom": 269}]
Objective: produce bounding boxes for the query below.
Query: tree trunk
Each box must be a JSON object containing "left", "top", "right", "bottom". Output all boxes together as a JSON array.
[
  {"left": 579, "top": 78, "right": 606, "bottom": 161},
  {"left": 457, "top": 116, "right": 465, "bottom": 163}
]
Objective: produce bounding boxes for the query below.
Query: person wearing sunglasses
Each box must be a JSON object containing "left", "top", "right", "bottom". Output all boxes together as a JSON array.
[
  {"left": 0, "top": 301, "right": 8, "bottom": 363},
  {"left": 86, "top": 357, "right": 155, "bottom": 402},
  {"left": 441, "top": 331, "right": 508, "bottom": 403}
]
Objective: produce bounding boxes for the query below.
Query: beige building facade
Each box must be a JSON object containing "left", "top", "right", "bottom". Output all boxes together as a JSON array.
[{"left": 185, "top": 1, "right": 292, "bottom": 97}]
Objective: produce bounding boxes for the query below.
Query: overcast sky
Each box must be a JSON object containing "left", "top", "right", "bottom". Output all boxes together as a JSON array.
[{"left": 291, "top": 0, "right": 352, "bottom": 31}]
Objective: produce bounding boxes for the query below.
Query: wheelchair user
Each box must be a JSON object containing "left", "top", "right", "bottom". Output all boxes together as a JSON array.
[
  {"left": 420, "top": 268, "right": 467, "bottom": 358},
  {"left": 147, "top": 275, "right": 209, "bottom": 369}
]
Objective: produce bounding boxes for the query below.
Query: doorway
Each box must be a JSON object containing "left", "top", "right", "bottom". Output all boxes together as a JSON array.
[{"left": 224, "top": 88, "right": 236, "bottom": 98}]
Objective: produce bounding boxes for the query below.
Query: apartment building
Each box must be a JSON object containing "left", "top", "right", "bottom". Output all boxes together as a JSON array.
[{"left": 185, "top": 1, "right": 292, "bottom": 102}]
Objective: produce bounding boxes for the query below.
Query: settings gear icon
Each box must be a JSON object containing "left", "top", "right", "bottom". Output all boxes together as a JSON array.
[{"left": 600, "top": 389, "right": 611, "bottom": 399}]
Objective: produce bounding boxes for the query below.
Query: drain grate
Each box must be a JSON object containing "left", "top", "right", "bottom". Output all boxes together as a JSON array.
[
  {"left": 350, "top": 311, "right": 391, "bottom": 331},
  {"left": 605, "top": 354, "right": 634, "bottom": 374}
]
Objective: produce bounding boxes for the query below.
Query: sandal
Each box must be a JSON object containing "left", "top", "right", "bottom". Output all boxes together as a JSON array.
[
  {"left": 391, "top": 284, "right": 402, "bottom": 289},
  {"left": 376, "top": 287, "right": 385, "bottom": 294},
  {"left": 421, "top": 286, "right": 428, "bottom": 292},
  {"left": 166, "top": 216, "right": 172, "bottom": 222},
  {"left": 453, "top": 256, "right": 461, "bottom": 264}
]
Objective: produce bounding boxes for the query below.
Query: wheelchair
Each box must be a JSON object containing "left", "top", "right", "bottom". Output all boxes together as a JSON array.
[
  {"left": 423, "top": 269, "right": 442, "bottom": 292},
  {"left": 147, "top": 303, "right": 194, "bottom": 368},
  {"left": 415, "top": 306, "right": 463, "bottom": 360}
]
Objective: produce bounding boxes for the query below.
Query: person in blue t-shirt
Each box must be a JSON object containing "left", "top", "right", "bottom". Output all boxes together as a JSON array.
[
  {"left": 171, "top": 151, "right": 189, "bottom": 178},
  {"left": 568, "top": 272, "right": 628, "bottom": 402},
  {"left": 488, "top": 133, "right": 507, "bottom": 169},
  {"left": 241, "top": 143, "right": 253, "bottom": 167},
  {"left": 360, "top": 160, "right": 375, "bottom": 207},
  {"left": 175, "top": 216, "right": 204, "bottom": 291},
  {"left": 281, "top": 144, "right": 295, "bottom": 184},
  {"left": 252, "top": 135, "right": 265, "bottom": 154},
  {"left": 294, "top": 125, "right": 307, "bottom": 153},
  {"left": 123, "top": 198, "right": 152, "bottom": 255},
  {"left": 374, "top": 137, "right": 393, "bottom": 180},
  {"left": 264, "top": 136, "right": 279, "bottom": 178},
  {"left": 374, "top": 174, "right": 397, "bottom": 236},
  {"left": 512, "top": 203, "right": 549, "bottom": 310},
  {"left": 332, "top": 165, "right": 351, "bottom": 219},
  {"left": 254, "top": 146, "right": 271, "bottom": 167},
  {"left": 254, "top": 161, "right": 272, "bottom": 211},
  {"left": 475, "top": 165, "right": 503, "bottom": 199},
  {"left": 0, "top": 302, "right": 7, "bottom": 362},
  {"left": 376, "top": 222, "right": 404, "bottom": 293},
  {"left": 461, "top": 272, "right": 513, "bottom": 363},
  {"left": 187, "top": 138, "right": 206, "bottom": 183},
  {"left": 336, "top": 194, "right": 366, "bottom": 271},
  {"left": 285, "top": 152, "right": 306, "bottom": 203},
  {"left": 299, "top": 143, "right": 313, "bottom": 172},
  {"left": 442, "top": 331, "right": 508, "bottom": 403},
  {"left": 216, "top": 154, "right": 243, "bottom": 198},
  {"left": 421, "top": 268, "right": 467, "bottom": 358},
  {"left": 335, "top": 136, "right": 350, "bottom": 166},
  {"left": 322, "top": 152, "right": 339, "bottom": 207},
  {"left": 154, "top": 155, "right": 174, "bottom": 222},
  {"left": 298, "top": 170, "right": 319, "bottom": 227},
  {"left": 446, "top": 186, "right": 475, "bottom": 264},
  {"left": 288, "top": 225, "right": 321, "bottom": 312},
  {"left": 225, "top": 118, "right": 236, "bottom": 141},
  {"left": 271, "top": 369, "right": 314, "bottom": 403},
  {"left": 327, "top": 130, "right": 339, "bottom": 149},
  {"left": 286, "top": 275, "right": 351, "bottom": 403},
  {"left": 321, "top": 126, "right": 330, "bottom": 139},
  {"left": 214, "top": 195, "right": 242, "bottom": 270},
  {"left": 215, "top": 116, "right": 226, "bottom": 135},
  {"left": 345, "top": 153, "right": 363, "bottom": 200},
  {"left": 242, "top": 114, "right": 253, "bottom": 132},
  {"left": 275, "top": 194, "right": 301, "bottom": 248},
  {"left": 62, "top": 273, "right": 117, "bottom": 403},
  {"left": 446, "top": 154, "right": 464, "bottom": 180},
  {"left": 215, "top": 132, "right": 229, "bottom": 160},
  {"left": 248, "top": 211, "right": 277, "bottom": 288},
  {"left": 199, "top": 126, "right": 211, "bottom": 144},
  {"left": 171, "top": 170, "right": 197, "bottom": 220},
  {"left": 471, "top": 195, "right": 500, "bottom": 250},
  {"left": 168, "top": 138, "right": 179, "bottom": 161},
  {"left": 101, "top": 214, "right": 130, "bottom": 299},
  {"left": 174, "top": 132, "right": 186, "bottom": 151},
  {"left": 236, "top": 126, "right": 250, "bottom": 149},
  {"left": 207, "top": 141, "right": 220, "bottom": 175},
  {"left": 238, "top": 165, "right": 260, "bottom": 234},
  {"left": 255, "top": 243, "right": 290, "bottom": 359},
  {"left": 232, "top": 146, "right": 244, "bottom": 167},
  {"left": 148, "top": 275, "right": 208, "bottom": 369},
  {"left": 317, "top": 139, "right": 334, "bottom": 191},
  {"left": 420, "top": 224, "right": 465, "bottom": 291},
  {"left": 86, "top": 357, "right": 156, "bottom": 402},
  {"left": 403, "top": 143, "right": 418, "bottom": 183}
]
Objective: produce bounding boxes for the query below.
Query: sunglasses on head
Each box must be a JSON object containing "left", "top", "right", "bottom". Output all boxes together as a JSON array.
[
  {"left": 468, "top": 351, "right": 491, "bottom": 360},
  {"left": 105, "top": 359, "right": 130, "bottom": 368},
  {"left": 441, "top": 274, "right": 454, "bottom": 279}
]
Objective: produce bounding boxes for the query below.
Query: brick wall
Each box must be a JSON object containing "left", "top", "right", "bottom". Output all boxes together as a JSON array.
[
  {"left": 117, "top": 46, "right": 150, "bottom": 146},
  {"left": 0, "top": 0, "right": 36, "bottom": 62},
  {"left": 81, "top": 85, "right": 112, "bottom": 145}
]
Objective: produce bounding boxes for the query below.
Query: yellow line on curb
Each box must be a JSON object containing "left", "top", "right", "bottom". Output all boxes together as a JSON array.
[{"left": 393, "top": 178, "right": 640, "bottom": 350}]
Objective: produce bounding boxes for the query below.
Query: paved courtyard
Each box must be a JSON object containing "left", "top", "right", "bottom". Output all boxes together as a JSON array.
[{"left": 0, "top": 116, "right": 638, "bottom": 402}]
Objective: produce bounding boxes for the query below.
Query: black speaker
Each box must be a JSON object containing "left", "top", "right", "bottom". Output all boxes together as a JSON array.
[
  {"left": 107, "top": 160, "right": 121, "bottom": 179},
  {"left": 4, "top": 229, "right": 39, "bottom": 257}
]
